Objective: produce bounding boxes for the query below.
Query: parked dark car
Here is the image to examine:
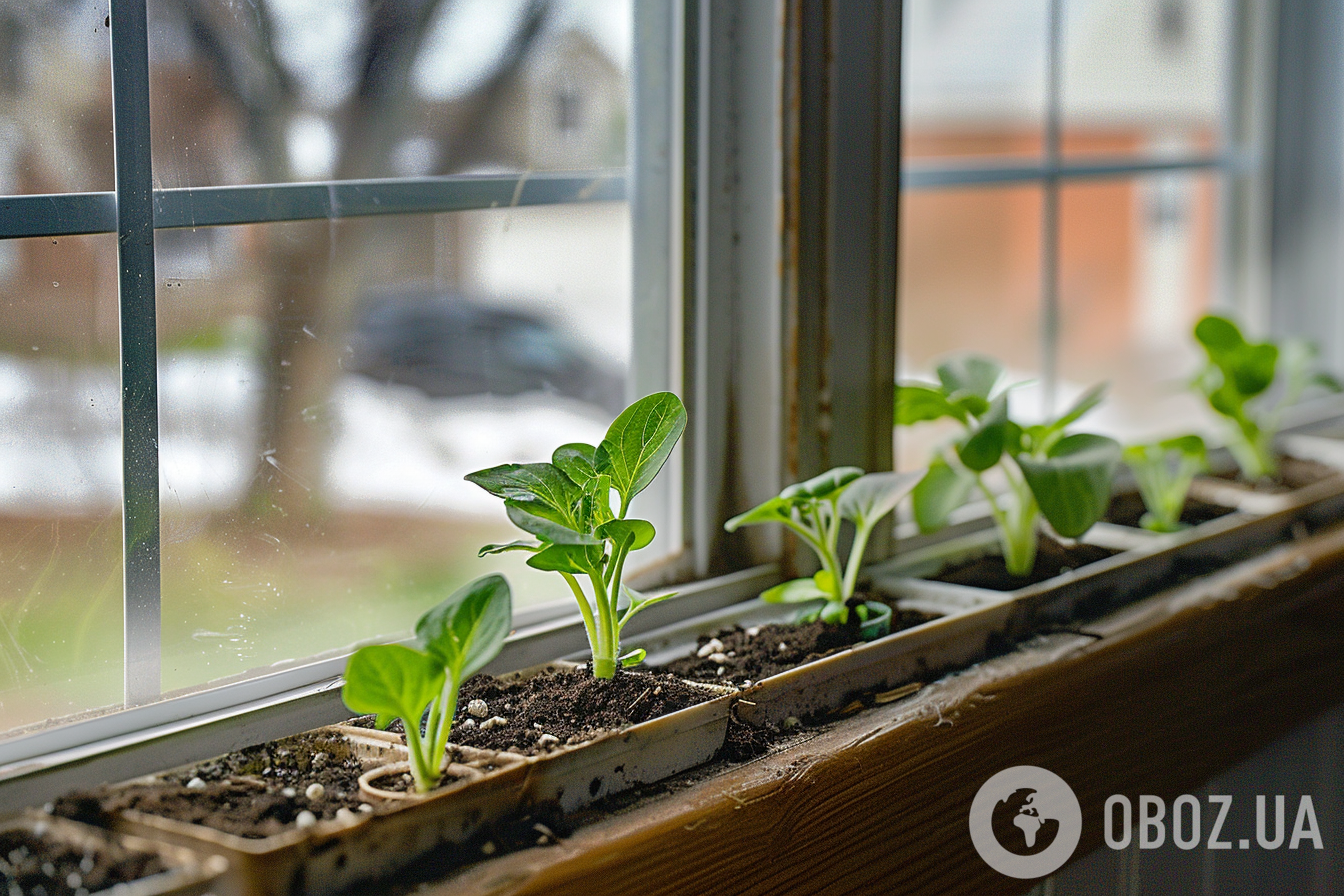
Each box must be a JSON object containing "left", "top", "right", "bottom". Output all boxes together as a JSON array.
[{"left": 347, "top": 287, "right": 626, "bottom": 414}]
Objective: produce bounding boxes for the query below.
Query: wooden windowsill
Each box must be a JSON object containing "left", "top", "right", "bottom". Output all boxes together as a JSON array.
[{"left": 420, "top": 525, "right": 1344, "bottom": 896}]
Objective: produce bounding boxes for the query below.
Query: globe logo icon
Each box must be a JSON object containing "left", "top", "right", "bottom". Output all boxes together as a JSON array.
[
  {"left": 991, "top": 787, "right": 1061, "bottom": 855},
  {"left": 969, "top": 767, "right": 1082, "bottom": 878}
]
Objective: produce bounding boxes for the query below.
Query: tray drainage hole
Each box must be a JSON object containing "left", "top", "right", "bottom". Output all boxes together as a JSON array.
[{"left": 589, "top": 777, "right": 603, "bottom": 797}]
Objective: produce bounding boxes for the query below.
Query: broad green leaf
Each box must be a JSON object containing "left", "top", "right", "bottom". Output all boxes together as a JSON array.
[
  {"left": 578, "top": 473, "right": 615, "bottom": 530},
  {"left": 342, "top": 644, "right": 444, "bottom": 729},
  {"left": 837, "top": 471, "right": 921, "bottom": 525},
  {"left": 465, "top": 463, "right": 580, "bottom": 525},
  {"left": 477, "top": 539, "right": 543, "bottom": 557},
  {"left": 936, "top": 355, "right": 1003, "bottom": 402},
  {"left": 620, "top": 648, "right": 647, "bottom": 667},
  {"left": 1194, "top": 315, "right": 1245, "bottom": 353},
  {"left": 415, "top": 574, "right": 513, "bottom": 678},
  {"left": 594, "top": 392, "right": 687, "bottom": 505},
  {"left": 813, "top": 568, "right": 838, "bottom": 597},
  {"left": 895, "top": 384, "right": 964, "bottom": 425},
  {"left": 553, "top": 443, "right": 600, "bottom": 487},
  {"left": 951, "top": 393, "right": 992, "bottom": 419},
  {"left": 780, "top": 466, "right": 864, "bottom": 501},
  {"left": 911, "top": 455, "right": 975, "bottom": 532},
  {"left": 505, "top": 500, "right": 600, "bottom": 545},
  {"left": 761, "top": 577, "right": 830, "bottom": 604},
  {"left": 957, "top": 394, "right": 1010, "bottom": 472},
  {"left": 1017, "top": 433, "right": 1121, "bottom": 538},
  {"left": 1157, "top": 434, "right": 1207, "bottom": 461},
  {"left": 527, "top": 543, "right": 603, "bottom": 575},
  {"left": 725, "top": 495, "right": 794, "bottom": 532},
  {"left": 596, "top": 518, "right": 656, "bottom": 551},
  {"left": 819, "top": 601, "right": 849, "bottom": 624},
  {"left": 1230, "top": 343, "right": 1277, "bottom": 397}
]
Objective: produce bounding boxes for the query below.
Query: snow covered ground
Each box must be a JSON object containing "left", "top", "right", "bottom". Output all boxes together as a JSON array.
[{"left": 0, "top": 350, "right": 613, "bottom": 518}]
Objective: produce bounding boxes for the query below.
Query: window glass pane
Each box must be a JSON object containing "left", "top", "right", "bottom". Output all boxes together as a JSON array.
[
  {"left": 146, "top": 0, "right": 631, "bottom": 187},
  {"left": 903, "top": 0, "right": 1048, "bottom": 161},
  {"left": 1061, "top": 0, "right": 1233, "bottom": 159},
  {"left": 0, "top": 2, "right": 114, "bottom": 194},
  {"left": 0, "top": 234, "right": 122, "bottom": 736},
  {"left": 896, "top": 186, "right": 1043, "bottom": 470},
  {"left": 156, "top": 200, "right": 646, "bottom": 693},
  {"left": 1056, "top": 174, "right": 1217, "bottom": 440}
]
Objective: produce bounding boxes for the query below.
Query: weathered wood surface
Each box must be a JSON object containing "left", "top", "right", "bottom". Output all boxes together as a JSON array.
[{"left": 425, "top": 527, "right": 1344, "bottom": 896}]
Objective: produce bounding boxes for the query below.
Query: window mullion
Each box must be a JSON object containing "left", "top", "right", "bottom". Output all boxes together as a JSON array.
[{"left": 110, "top": 0, "right": 162, "bottom": 706}]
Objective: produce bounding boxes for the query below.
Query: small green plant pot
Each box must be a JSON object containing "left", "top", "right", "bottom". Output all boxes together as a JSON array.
[{"left": 858, "top": 600, "right": 893, "bottom": 640}]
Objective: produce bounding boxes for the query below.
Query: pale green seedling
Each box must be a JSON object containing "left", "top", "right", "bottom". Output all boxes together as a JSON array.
[
  {"left": 466, "top": 392, "right": 686, "bottom": 679},
  {"left": 1122, "top": 435, "right": 1207, "bottom": 533},
  {"left": 342, "top": 574, "right": 511, "bottom": 793},
  {"left": 725, "top": 467, "right": 919, "bottom": 624}
]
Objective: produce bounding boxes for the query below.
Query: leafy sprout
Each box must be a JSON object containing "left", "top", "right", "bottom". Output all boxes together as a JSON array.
[
  {"left": 1192, "top": 315, "right": 1341, "bottom": 481},
  {"left": 1122, "top": 435, "right": 1208, "bottom": 533},
  {"left": 466, "top": 392, "right": 686, "bottom": 679},
  {"left": 342, "top": 574, "right": 512, "bottom": 793},
  {"left": 896, "top": 355, "right": 1121, "bottom": 578},
  {"left": 724, "top": 468, "right": 919, "bottom": 624}
]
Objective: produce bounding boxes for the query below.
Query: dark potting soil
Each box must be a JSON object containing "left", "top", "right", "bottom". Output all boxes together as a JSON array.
[
  {"left": 52, "top": 732, "right": 376, "bottom": 840},
  {"left": 659, "top": 602, "right": 938, "bottom": 687},
  {"left": 1105, "top": 491, "right": 1237, "bottom": 529},
  {"left": 443, "top": 668, "right": 717, "bottom": 755},
  {"left": 931, "top": 535, "right": 1119, "bottom": 591},
  {"left": 0, "top": 825, "right": 168, "bottom": 896},
  {"left": 1211, "top": 455, "right": 1340, "bottom": 492}
]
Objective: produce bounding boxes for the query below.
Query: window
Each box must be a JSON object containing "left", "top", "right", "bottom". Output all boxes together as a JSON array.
[
  {"left": 0, "top": 0, "right": 676, "bottom": 755},
  {"left": 898, "top": 0, "right": 1258, "bottom": 469}
]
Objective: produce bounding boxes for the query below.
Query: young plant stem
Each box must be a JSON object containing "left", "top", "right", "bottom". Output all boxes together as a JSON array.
[
  {"left": 979, "top": 467, "right": 1039, "bottom": 578},
  {"left": 561, "top": 571, "right": 600, "bottom": 665},
  {"left": 587, "top": 569, "right": 617, "bottom": 679},
  {"left": 840, "top": 519, "right": 875, "bottom": 602},
  {"left": 427, "top": 673, "right": 460, "bottom": 787}
]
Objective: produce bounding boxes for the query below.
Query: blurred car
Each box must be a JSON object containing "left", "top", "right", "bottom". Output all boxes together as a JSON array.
[{"left": 347, "top": 287, "right": 626, "bottom": 414}]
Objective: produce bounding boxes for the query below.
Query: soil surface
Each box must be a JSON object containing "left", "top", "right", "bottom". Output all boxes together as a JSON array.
[
  {"left": 1211, "top": 455, "right": 1340, "bottom": 492},
  {"left": 660, "top": 602, "right": 938, "bottom": 687},
  {"left": 1, "top": 825, "right": 168, "bottom": 896},
  {"left": 1105, "top": 491, "right": 1237, "bottom": 529},
  {"left": 931, "top": 534, "right": 1119, "bottom": 591},
  {"left": 52, "top": 732, "right": 377, "bottom": 839},
  {"left": 437, "top": 668, "right": 718, "bottom": 755}
]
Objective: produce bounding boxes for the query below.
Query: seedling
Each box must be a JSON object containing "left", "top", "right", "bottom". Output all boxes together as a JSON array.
[
  {"left": 896, "top": 355, "right": 1121, "bottom": 577},
  {"left": 724, "top": 467, "right": 918, "bottom": 625},
  {"left": 1191, "top": 314, "right": 1341, "bottom": 481},
  {"left": 465, "top": 392, "right": 686, "bottom": 679},
  {"left": 1123, "top": 435, "right": 1208, "bottom": 533},
  {"left": 342, "top": 574, "right": 512, "bottom": 793}
]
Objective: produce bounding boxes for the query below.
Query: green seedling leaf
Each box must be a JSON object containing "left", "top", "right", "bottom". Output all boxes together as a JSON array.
[
  {"left": 595, "top": 391, "right": 687, "bottom": 507},
  {"left": 911, "top": 454, "right": 976, "bottom": 532},
  {"left": 936, "top": 355, "right": 1003, "bottom": 403},
  {"left": 477, "top": 539, "right": 543, "bottom": 557},
  {"left": 780, "top": 466, "right": 864, "bottom": 501},
  {"left": 342, "top": 644, "right": 444, "bottom": 731},
  {"left": 895, "top": 384, "right": 965, "bottom": 425},
  {"left": 465, "top": 463, "right": 581, "bottom": 524},
  {"left": 620, "top": 648, "right": 647, "bottom": 667},
  {"left": 414, "top": 574, "right": 513, "bottom": 679},
  {"left": 813, "top": 568, "right": 839, "bottom": 597},
  {"left": 527, "top": 543, "right": 603, "bottom": 575},
  {"left": 957, "top": 394, "right": 1011, "bottom": 472},
  {"left": 578, "top": 473, "right": 615, "bottom": 530},
  {"left": 837, "top": 471, "right": 921, "bottom": 525},
  {"left": 505, "top": 500, "right": 601, "bottom": 545},
  {"left": 1158, "top": 433, "right": 1208, "bottom": 460},
  {"left": 596, "top": 518, "right": 656, "bottom": 551},
  {"left": 761, "top": 577, "right": 830, "bottom": 604},
  {"left": 1018, "top": 433, "right": 1121, "bottom": 538},
  {"left": 724, "top": 495, "right": 794, "bottom": 532},
  {"left": 1231, "top": 343, "right": 1278, "bottom": 397},
  {"left": 1194, "top": 314, "right": 1245, "bottom": 353},
  {"left": 617, "top": 585, "right": 677, "bottom": 626},
  {"left": 553, "top": 443, "right": 600, "bottom": 487},
  {"left": 819, "top": 601, "right": 849, "bottom": 625}
]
